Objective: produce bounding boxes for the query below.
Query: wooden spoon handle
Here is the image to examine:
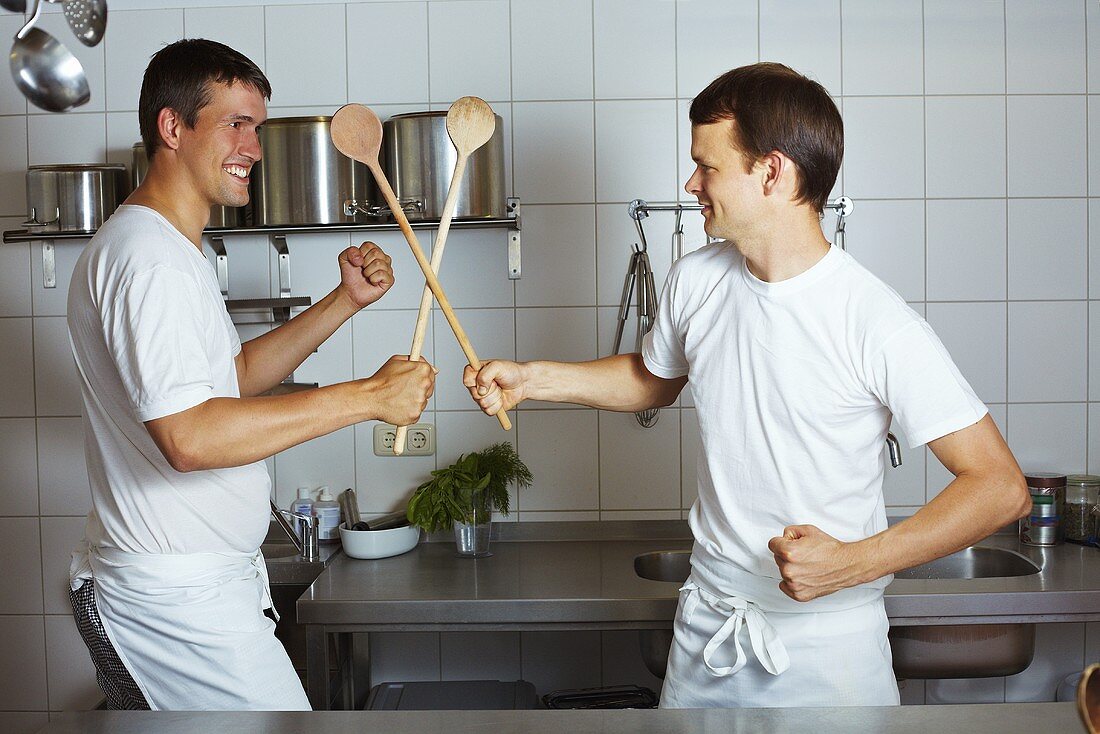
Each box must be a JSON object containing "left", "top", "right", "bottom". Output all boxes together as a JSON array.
[
  {"left": 395, "top": 154, "right": 470, "bottom": 454},
  {"left": 369, "top": 162, "right": 512, "bottom": 433}
]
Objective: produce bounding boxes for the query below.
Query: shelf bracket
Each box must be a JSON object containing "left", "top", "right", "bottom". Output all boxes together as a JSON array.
[
  {"left": 209, "top": 235, "right": 229, "bottom": 298},
  {"left": 507, "top": 197, "right": 521, "bottom": 280},
  {"left": 271, "top": 234, "right": 292, "bottom": 298},
  {"left": 42, "top": 241, "right": 56, "bottom": 289}
]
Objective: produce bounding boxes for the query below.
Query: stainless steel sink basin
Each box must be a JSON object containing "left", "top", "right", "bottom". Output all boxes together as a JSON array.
[
  {"left": 260, "top": 543, "right": 302, "bottom": 559},
  {"left": 894, "top": 546, "right": 1040, "bottom": 580},
  {"left": 635, "top": 550, "right": 691, "bottom": 583},
  {"left": 633, "top": 546, "right": 1039, "bottom": 680}
]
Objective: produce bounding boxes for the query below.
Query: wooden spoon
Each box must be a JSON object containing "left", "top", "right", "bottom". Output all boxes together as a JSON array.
[
  {"left": 394, "top": 97, "right": 498, "bottom": 454},
  {"left": 1081, "top": 663, "right": 1099, "bottom": 734},
  {"left": 329, "top": 104, "right": 512, "bottom": 436}
]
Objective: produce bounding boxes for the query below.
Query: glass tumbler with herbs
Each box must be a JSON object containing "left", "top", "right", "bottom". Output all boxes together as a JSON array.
[{"left": 406, "top": 442, "right": 532, "bottom": 557}]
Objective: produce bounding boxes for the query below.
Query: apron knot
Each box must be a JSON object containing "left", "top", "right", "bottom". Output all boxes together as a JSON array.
[{"left": 680, "top": 580, "right": 791, "bottom": 678}]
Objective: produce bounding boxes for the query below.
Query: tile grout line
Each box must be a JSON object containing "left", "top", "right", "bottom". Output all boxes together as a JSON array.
[{"left": 1003, "top": 0, "right": 1011, "bottom": 444}]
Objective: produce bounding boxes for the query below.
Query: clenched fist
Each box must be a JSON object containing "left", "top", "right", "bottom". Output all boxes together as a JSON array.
[
  {"left": 366, "top": 355, "right": 435, "bottom": 426},
  {"left": 463, "top": 360, "right": 528, "bottom": 415},
  {"left": 339, "top": 241, "right": 394, "bottom": 309},
  {"left": 767, "top": 524, "right": 868, "bottom": 602}
]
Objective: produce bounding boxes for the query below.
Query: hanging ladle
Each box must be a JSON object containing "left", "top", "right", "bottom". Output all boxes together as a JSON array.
[
  {"left": 42, "top": 0, "right": 107, "bottom": 48},
  {"left": 10, "top": 0, "right": 90, "bottom": 112}
]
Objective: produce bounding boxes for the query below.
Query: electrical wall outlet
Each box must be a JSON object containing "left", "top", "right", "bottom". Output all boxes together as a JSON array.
[{"left": 373, "top": 423, "right": 435, "bottom": 456}]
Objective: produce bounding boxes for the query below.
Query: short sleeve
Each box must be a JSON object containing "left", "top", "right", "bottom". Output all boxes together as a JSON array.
[
  {"left": 868, "top": 319, "right": 988, "bottom": 448},
  {"left": 100, "top": 267, "right": 216, "bottom": 421},
  {"left": 642, "top": 268, "right": 689, "bottom": 378}
]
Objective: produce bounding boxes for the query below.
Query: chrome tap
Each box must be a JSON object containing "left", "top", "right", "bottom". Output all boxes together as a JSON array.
[
  {"left": 269, "top": 500, "right": 319, "bottom": 562},
  {"left": 886, "top": 432, "right": 902, "bottom": 469}
]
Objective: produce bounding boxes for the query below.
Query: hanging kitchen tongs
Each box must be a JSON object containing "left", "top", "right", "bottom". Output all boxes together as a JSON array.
[{"left": 613, "top": 210, "right": 660, "bottom": 428}]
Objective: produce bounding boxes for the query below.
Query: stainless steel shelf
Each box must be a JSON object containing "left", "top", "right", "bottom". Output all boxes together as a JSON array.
[
  {"left": 1, "top": 215, "right": 519, "bottom": 244},
  {"left": 6, "top": 197, "right": 524, "bottom": 291}
]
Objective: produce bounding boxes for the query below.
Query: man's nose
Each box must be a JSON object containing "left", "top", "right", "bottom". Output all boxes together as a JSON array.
[
  {"left": 241, "top": 131, "right": 262, "bottom": 162},
  {"left": 684, "top": 168, "right": 700, "bottom": 195}
]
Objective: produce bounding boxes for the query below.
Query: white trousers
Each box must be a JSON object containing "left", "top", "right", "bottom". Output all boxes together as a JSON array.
[{"left": 659, "top": 578, "right": 900, "bottom": 709}]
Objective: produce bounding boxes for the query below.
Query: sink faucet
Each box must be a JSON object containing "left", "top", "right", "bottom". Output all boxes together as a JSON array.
[
  {"left": 886, "top": 432, "right": 902, "bottom": 469},
  {"left": 269, "top": 500, "right": 320, "bottom": 562}
]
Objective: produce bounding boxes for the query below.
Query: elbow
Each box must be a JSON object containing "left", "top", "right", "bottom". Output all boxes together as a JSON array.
[
  {"left": 1004, "top": 471, "right": 1031, "bottom": 524},
  {"left": 161, "top": 443, "right": 204, "bottom": 473},
  {"left": 150, "top": 430, "right": 206, "bottom": 473}
]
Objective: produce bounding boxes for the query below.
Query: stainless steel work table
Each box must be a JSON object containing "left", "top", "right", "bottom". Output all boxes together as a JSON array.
[
  {"left": 34, "top": 702, "right": 1086, "bottom": 733},
  {"left": 295, "top": 521, "right": 1100, "bottom": 709}
]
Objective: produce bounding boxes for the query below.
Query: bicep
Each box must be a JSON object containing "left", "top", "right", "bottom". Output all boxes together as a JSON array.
[
  {"left": 143, "top": 403, "right": 208, "bottom": 471},
  {"left": 927, "top": 413, "right": 1015, "bottom": 479},
  {"left": 634, "top": 354, "right": 687, "bottom": 406}
]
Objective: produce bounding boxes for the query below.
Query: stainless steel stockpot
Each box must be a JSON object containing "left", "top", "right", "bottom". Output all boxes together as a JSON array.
[
  {"left": 25, "top": 164, "right": 130, "bottom": 232},
  {"left": 131, "top": 143, "right": 244, "bottom": 228},
  {"left": 382, "top": 110, "right": 505, "bottom": 221},
  {"left": 251, "top": 116, "right": 375, "bottom": 226}
]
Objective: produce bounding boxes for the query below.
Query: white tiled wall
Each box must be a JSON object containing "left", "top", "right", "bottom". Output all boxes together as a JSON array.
[{"left": 2, "top": 0, "right": 1099, "bottom": 722}]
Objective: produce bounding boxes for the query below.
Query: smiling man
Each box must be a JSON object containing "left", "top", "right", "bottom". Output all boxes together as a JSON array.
[
  {"left": 464, "top": 62, "right": 1030, "bottom": 708},
  {"left": 65, "top": 40, "right": 435, "bottom": 710}
]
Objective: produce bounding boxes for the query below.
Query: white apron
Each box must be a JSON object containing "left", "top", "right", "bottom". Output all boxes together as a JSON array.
[
  {"left": 70, "top": 541, "right": 310, "bottom": 711},
  {"left": 659, "top": 573, "right": 900, "bottom": 709}
]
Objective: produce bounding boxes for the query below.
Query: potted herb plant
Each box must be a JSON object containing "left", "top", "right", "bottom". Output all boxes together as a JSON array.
[{"left": 406, "top": 442, "right": 532, "bottom": 557}]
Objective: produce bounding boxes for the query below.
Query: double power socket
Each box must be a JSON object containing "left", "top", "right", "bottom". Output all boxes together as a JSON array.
[{"left": 372, "top": 423, "right": 435, "bottom": 456}]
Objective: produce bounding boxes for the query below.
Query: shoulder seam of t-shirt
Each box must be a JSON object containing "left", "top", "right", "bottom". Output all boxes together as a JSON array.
[
  {"left": 866, "top": 315, "right": 928, "bottom": 364},
  {"left": 110, "top": 262, "right": 206, "bottom": 303}
]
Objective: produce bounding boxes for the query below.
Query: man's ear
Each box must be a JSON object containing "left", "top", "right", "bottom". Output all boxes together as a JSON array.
[
  {"left": 760, "top": 150, "right": 794, "bottom": 198},
  {"left": 157, "top": 107, "right": 184, "bottom": 153}
]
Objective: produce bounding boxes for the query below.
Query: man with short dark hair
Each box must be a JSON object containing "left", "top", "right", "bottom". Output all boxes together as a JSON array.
[
  {"left": 66, "top": 39, "right": 434, "bottom": 710},
  {"left": 464, "top": 62, "right": 1030, "bottom": 708}
]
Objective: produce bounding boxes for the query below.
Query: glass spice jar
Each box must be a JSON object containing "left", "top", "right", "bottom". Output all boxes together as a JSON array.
[
  {"left": 1021, "top": 473, "right": 1066, "bottom": 546},
  {"left": 1064, "top": 474, "right": 1100, "bottom": 546}
]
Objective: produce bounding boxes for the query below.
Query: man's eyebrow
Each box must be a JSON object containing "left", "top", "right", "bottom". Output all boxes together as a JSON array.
[{"left": 224, "top": 113, "right": 256, "bottom": 123}]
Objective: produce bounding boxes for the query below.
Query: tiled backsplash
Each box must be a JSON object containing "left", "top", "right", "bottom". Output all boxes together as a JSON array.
[{"left": 1, "top": 0, "right": 1099, "bottom": 725}]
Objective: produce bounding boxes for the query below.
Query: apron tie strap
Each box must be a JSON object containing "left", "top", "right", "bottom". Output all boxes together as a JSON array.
[
  {"left": 251, "top": 549, "right": 278, "bottom": 622},
  {"left": 681, "top": 580, "right": 791, "bottom": 678}
]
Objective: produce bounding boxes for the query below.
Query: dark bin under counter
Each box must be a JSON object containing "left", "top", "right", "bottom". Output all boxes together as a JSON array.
[{"left": 366, "top": 680, "right": 539, "bottom": 711}]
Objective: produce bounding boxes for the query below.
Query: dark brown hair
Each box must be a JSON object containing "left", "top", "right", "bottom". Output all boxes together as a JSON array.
[
  {"left": 138, "top": 39, "right": 271, "bottom": 160},
  {"left": 689, "top": 62, "right": 842, "bottom": 213}
]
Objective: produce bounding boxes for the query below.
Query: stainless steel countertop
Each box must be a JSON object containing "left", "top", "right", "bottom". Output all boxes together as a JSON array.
[
  {"left": 296, "top": 521, "right": 1100, "bottom": 628},
  {"left": 34, "top": 702, "right": 1084, "bottom": 733}
]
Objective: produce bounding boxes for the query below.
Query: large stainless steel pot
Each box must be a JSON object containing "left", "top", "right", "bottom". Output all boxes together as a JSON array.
[
  {"left": 25, "top": 164, "right": 129, "bottom": 232},
  {"left": 131, "top": 143, "right": 244, "bottom": 228},
  {"left": 383, "top": 110, "right": 505, "bottom": 221},
  {"left": 251, "top": 116, "right": 374, "bottom": 226}
]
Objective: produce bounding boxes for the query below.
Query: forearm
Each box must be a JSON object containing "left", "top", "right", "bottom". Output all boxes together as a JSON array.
[
  {"left": 148, "top": 382, "right": 373, "bottom": 471},
  {"left": 237, "top": 287, "right": 359, "bottom": 396},
  {"left": 850, "top": 469, "right": 1030, "bottom": 584},
  {"left": 524, "top": 353, "right": 684, "bottom": 411}
]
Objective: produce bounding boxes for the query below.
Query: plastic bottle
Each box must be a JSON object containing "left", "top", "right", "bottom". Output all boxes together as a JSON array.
[
  {"left": 289, "top": 487, "right": 315, "bottom": 540},
  {"left": 313, "top": 486, "right": 341, "bottom": 544}
]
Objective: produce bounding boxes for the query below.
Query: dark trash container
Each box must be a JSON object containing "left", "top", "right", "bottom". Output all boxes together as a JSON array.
[
  {"left": 365, "top": 679, "right": 540, "bottom": 710},
  {"left": 542, "top": 684, "right": 658, "bottom": 709}
]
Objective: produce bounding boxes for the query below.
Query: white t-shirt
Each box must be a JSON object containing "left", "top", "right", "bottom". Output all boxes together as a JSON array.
[
  {"left": 643, "top": 242, "right": 987, "bottom": 611},
  {"left": 67, "top": 205, "right": 271, "bottom": 555}
]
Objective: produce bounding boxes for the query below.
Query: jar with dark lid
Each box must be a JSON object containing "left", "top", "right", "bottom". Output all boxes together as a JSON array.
[
  {"left": 1021, "top": 473, "right": 1065, "bottom": 546},
  {"left": 1064, "top": 474, "right": 1099, "bottom": 545}
]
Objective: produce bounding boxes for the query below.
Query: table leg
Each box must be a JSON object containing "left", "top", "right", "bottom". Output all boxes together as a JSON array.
[{"left": 305, "top": 626, "right": 330, "bottom": 710}]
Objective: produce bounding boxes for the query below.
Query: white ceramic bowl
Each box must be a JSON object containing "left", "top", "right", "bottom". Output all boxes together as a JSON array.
[{"left": 338, "top": 522, "right": 420, "bottom": 560}]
